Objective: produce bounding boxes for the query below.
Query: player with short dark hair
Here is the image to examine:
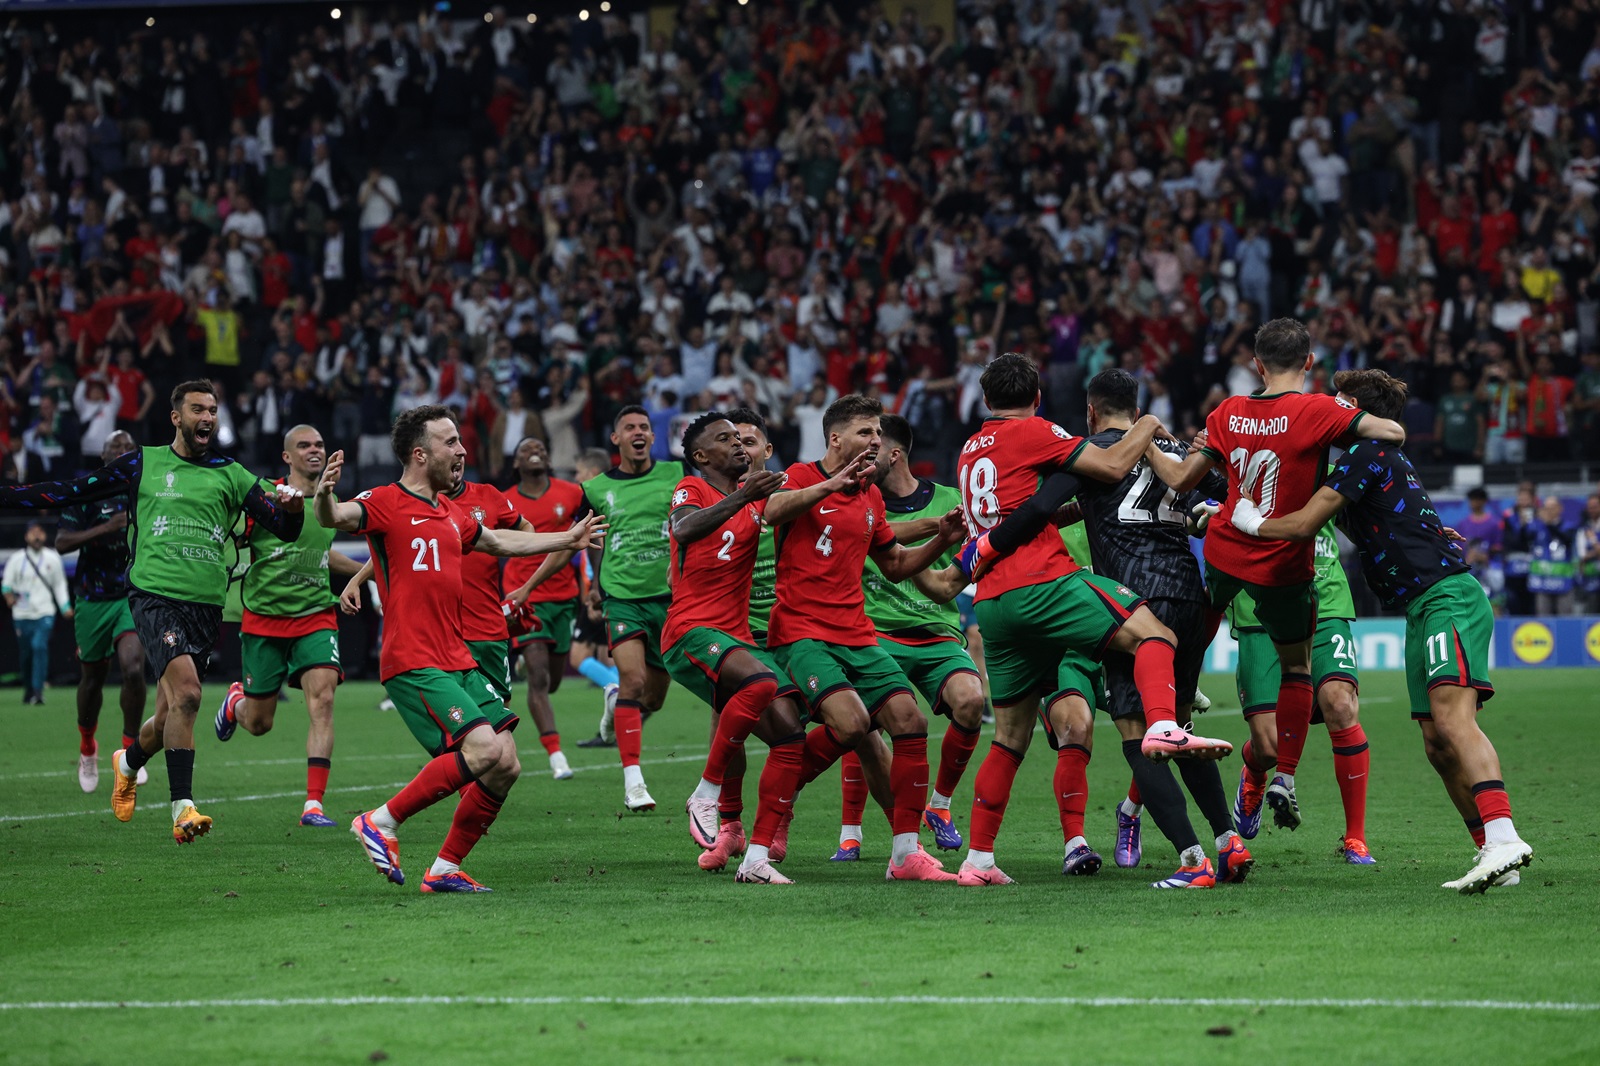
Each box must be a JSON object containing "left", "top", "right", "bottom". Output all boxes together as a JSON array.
[
  {"left": 1144, "top": 320, "right": 1407, "bottom": 832},
  {"left": 581, "top": 404, "right": 684, "bottom": 811},
  {"left": 1234, "top": 368, "right": 1532, "bottom": 893},
  {"left": 55, "top": 430, "right": 147, "bottom": 794},
  {"left": 315, "top": 406, "right": 606, "bottom": 892},
  {"left": 767, "top": 394, "right": 969, "bottom": 882},
  {"left": 939, "top": 354, "right": 1231, "bottom": 887},
  {"left": 0, "top": 380, "right": 305, "bottom": 843},
  {"left": 667, "top": 411, "right": 824, "bottom": 883},
  {"left": 212, "top": 424, "right": 365, "bottom": 827}
]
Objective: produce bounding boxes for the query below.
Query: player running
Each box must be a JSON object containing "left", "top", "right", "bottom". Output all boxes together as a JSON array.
[
  {"left": 502, "top": 436, "right": 589, "bottom": 780},
  {"left": 1231, "top": 369, "right": 1532, "bottom": 894},
  {"left": 212, "top": 424, "right": 366, "bottom": 827},
  {"left": 583, "top": 406, "right": 682, "bottom": 812},
  {"left": 55, "top": 430, "right": 148, "bottom": 793},
  {"left": 934, "top": 354, "right": 1231, "bottom": 887},
  {"left": 1227, "top": 518, "right": 1374, "bottom": 864},
  {"left": 0, "top": 381, "right": 304, "bottom": 843},
  {"left": 767, "top": 395, "right": 967, "bottom": 883},
  {"left": 839, "top": 414, "right": 986, "bottom": 860},
  {"left": 1143, "top": 318, "right": 1406, "bottom": 831},
  {"left": 666, "top": 411, "right": 833, "bottom": 884},
  {"left": 314, "top": 405, "right": 605, "bottom": 893}
]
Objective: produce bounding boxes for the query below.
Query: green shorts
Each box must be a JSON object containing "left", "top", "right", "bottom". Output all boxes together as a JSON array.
[
  {"left": 513, "top": 598, "right": 575, "bottom": 656},
  {"left": 975, "top": 570, "right": 1144, "bottom": 708},
  {"left": 1235, "top": 618, "right": 1360, "bottom": 718},
  {"left": 604, "top": 597, "right": 668, "bottom": 672},
  {"left": 879, "top": 636, "right": 979, "bottom": 718},
  {"left": 384, "top": 667, "right": 517, "bottom": 757},
  {"left": 1206, "top": 563, "right": 1317, "bottom": 646},
  {"left": 774, "top": 639, "right": 913, "bottom": 718},
  {"left": 1405, "top": 572, "right": 1495, "bottom": 720},
  {"left": 241, "top": 629, "right": 343, "bottom": 696},
  {"left": 466, "top": 638, "right": 513, "bottom": 702},
  {"left": 663, "top": 626, "right": 800, "bottom": 710},
  {"left": 74, "top": 598, "right": 137, "bottom": 663}
]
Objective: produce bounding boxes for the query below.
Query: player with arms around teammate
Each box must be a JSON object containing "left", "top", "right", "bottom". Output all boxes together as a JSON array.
[
  {"left": 667, "top": 412, "right": 825, "bottom": 884},
  {"left": 212, "top": 425, "right": 366, "bottom": 827},
  {"left": 767, "top": 395, "right": 968, "bottom": 883},
  {"left": 315, "top": 405, "right": 605, "bottom": 892},
  {"left": 55, "top": 430, "right": 147, "bottom": 793},
  {"left": 938, "top": 355, "right": 1231, "bottom": 886},
  {"left": 1226, "top": 519, "right": 1375, "bottom": 865},
  {"left": 1144, "top": 318, "right": 1406, "bottom": 831},
  {"left": 0, "top": 380, "right": 304, "bottom": 843},
  {"left": 584, "top": 405, "right": 683, "bottom": 812},
  {"left": 1232, "top": 369, "right": 1532, "bottom": 894},
  {"left": 842, "top": 414, "right": 987, "bottom": 860},
  {"left": 502, "top": 436, "right": 591, "bottom": 781}
]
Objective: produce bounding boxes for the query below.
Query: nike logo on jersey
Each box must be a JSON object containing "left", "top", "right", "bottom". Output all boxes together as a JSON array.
[
  {"left": 819, "top": 507, "right": 838, "bottom": 514},
  {"left": 410, "top": 517, "right": 432, "bottom": 525},
  {"left": 1428, "top": 662, "right": 1450, "bottom": 677}
]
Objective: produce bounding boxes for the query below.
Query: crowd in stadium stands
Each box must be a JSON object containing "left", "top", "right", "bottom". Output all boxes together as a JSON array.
[{"left": 0, "top": 1, "right": 1597, "bottom": 500}]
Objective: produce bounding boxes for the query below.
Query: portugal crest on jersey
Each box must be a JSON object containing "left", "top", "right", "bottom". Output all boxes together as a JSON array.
[
  {"left": 449, "top": 706, "right": 464, "bottom": 724},
  {"left": 471, "top": 506, "right": 486, "bottom": 523}
]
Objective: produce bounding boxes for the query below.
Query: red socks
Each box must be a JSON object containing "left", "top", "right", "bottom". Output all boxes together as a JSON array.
[
  {"left": 1241, "top": 739, "right": 1274, "bottom": 785},
  {"left": 839, "top": 750, "right": 868, "bottom": 826},
  {"left": 615, "top": 698, "right": 643, "bottom": 767},
  {"left": 1055, "top": 744, "right": 1090, "bottom": 842},
  {"left": 1127, "top": 778, "right": 1142, "bottom": 806},
  {"left": 386, "top": 750, "right": 474, "bottom": 824},
  {"left": 968, "top": 743, "right": 1024, "bottom": 851},
  {"left": 704, "top": 676, "right": 777, "bottom": 786},
  {"left": 539, "top": 731, "right": 561, "bottom": 756},
  {"left": 752, "top": 736, "right": 804, "bottom": 848},
  {"left": 78, "top": 725, "right": 96, "bottom": 757},
  {"left": 438, "top": 782, "right": 506, "bottom": 865},
  {"left": 1133, "top": 637, "right": 1178, "bottom": 727},
  {"left": 934, "top": 721, "right": 980, "bottom": 798},
  {"left": 1328, "top": 724, "right": 1369, "bottom": 840},
  {"left": 121, "top": 733, "right": 136, "bottom": 750},
  {"left": 1273, "top": 673, "right": 1315, "bottom": 776},
  {"left": 801, "top": 725, "right": 852, "bottom": 786},
  {"left": 888, "top": 732, "right": 929, "bottom": 835},
  {"left": 1465, "top": 816, "right": 1487, "bottom": 847},
  {"left": 1471, "top": 780, "right": 1512, "bottom": 826},
  {"left": 306, "top": 757, "right": 330, "bottom": 804}
]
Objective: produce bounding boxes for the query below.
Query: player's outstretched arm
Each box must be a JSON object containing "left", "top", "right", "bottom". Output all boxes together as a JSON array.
[
  {"left": 1144, "top": 437, "right": 1215, "bottom": 493},
  {"left": 339, "top": 560, "right": 375, "bottom": 614},
  {"left": 55, "top": 509, "right": 128, "bottom": 554},
  {"left": 984, "top": 469, "right": 1084, "bottom": 560},
  {"left": 314, "top": 450, "right": 365, "bottom": 532},
  {"left": 329, "top": 550, "right": 366, "bottom": 578},
  {"left": 243, "top": 479, "right": 306, "bottom": 542},
  {"left": 764, "top": 451, "right": 875, "bottom": 526},
  {"left": 0, "top": 450, "right": 140, "bottom": 511},
  {"left": 507, "top": 549, "right": 575, "bottom": 605},
  {"left": 910, "top": 563, "right": 967, "bottom": 605},
  {"left": 1235, "top": 485, "right": 1347, "bottom": 542},
  {"left": 1342, "top": 417, "right": 1406, "bottom": 446},
  {"left": 671, "top": 469, "right": 786, "bottom": 544},
  {"left": 873, "top": 507, "right": 966, "bottom": 581},
  {"left": 1073, "top": 413, "right": 1165, "bottom": 483},
  {"left": 476, "top": 512, "right": 608, "bottom": 557}
]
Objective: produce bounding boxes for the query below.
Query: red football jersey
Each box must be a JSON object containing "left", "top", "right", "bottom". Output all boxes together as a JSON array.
[
  {"left": 768, "top": 461, "right": 896, "bottom": 648},
  {"left": 1199, "top": 390, "right": 1366, "bottom": 586},
  {"left": 356, "top": 483, "right": 483, "bottom": 680},
  {"left": 661, "top": 476, "right": 765, "bottom": 650},
  {"left": 445, "top": 479, "right": 522, "bottom": 641},
  {"left": 958, "top": 416, "right": 1088, "bottom": 602},
  {"left": 504, "top": 479, "right": 587, "bottom": 603}
]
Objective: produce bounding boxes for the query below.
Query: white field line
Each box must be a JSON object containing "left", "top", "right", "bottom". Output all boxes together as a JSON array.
[
  {"left": 0, "top": 994, "right": 1592, "bottom": 1013},
  {"left": 0, "top": 750, "right": 714, "bottom": 823}
]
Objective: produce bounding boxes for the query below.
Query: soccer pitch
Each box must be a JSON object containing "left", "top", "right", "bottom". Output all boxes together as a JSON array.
[{"left": 2, "top": 670, "right": 1595, "bottom": 1064}]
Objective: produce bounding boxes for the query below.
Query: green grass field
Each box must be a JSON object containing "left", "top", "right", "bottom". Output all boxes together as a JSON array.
[{"left": 1, "top": 668, "right": 1596, "bottom": 1065}]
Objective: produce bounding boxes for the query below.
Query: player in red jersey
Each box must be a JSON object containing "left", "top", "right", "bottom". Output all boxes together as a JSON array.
[
  {"left": 503, "top": 437, "right": 591, "bottom": 781},
  {"left": 1144, "top": 318, "right": 1406, "bottom": 830},
  {"left": 313, "top": 405, "right": 605, "bottom": 893},
  {"left": 925, "top": 355, "right": 1230, "bottom": 885},
  {"left": 666, "top": 412, "right": 865, "bottom": 883},
  {"left": 767, "top": 395, "right": 967, "bottom": 883}
]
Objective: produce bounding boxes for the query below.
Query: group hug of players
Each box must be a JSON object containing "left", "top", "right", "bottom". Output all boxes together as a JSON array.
[{"left": 6, "top": 316, "right": 1533, "bottom": 895}]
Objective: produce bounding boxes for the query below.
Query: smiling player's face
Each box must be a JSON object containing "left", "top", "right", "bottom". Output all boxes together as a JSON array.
[
  {"left": 171, "top": 391, "right": 218, "bottom": 456},
  {"left": 612, "top": 413, "right": 654, "bottom": 461}
]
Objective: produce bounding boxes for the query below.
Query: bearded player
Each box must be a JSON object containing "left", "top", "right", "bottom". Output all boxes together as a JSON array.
[
  {"left": 1144, "top": 318, "right": 1406, "bottom": 831},
  {"left": 315, "top": 405, "right": 605, "bottom": 893},
  {"left": 1232, "top": 369, "right": 1531, "bottom": 894},
  {"left": 213, "top": 424, "right": 366, "bottom": 827},
  {"left": 767, "top": 395, "right": 967, "bottom": 883}
]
